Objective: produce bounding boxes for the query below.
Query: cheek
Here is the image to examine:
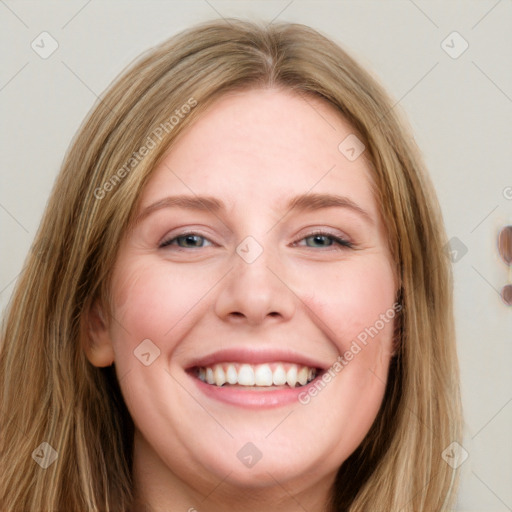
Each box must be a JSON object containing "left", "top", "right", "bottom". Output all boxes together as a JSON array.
[
  {"left": 296, "top": 256, "right": 397, "bottom": 450},
  {"left": 298, "top": 254, "right": 397, "bottom": 414},
  {"left": 107, "top": 260, "right": 217, "bottom": 358},
  {"left": 301, "top": 256, "right": 397, "bottom": 349}
]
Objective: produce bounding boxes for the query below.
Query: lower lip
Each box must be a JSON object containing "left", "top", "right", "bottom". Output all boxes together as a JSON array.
[{"left": 188, "top": 371, "right": 323, "bottom": 409}]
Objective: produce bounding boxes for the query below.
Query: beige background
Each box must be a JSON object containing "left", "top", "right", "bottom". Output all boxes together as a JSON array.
[{"left": 1, "top": 1, "right": 511, "bottom": 510}]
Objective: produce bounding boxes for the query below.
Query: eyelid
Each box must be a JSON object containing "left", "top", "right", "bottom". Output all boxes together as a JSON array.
[
  {"left": 158, "top": 227, "right": 354, "bottom": 250},
  {"left": 158, "top": 229, "right": 217, "bottom": 248},
  {"left": 293, "top": 228, "right": 354, "bottom": 248}
]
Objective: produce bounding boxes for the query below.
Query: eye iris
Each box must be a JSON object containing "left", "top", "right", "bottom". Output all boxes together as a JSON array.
[
  {"left": 307, "top": 235, "right": 332, "bottom": 247},
  {"left": 178, "top": 235, "right": 203, "bottom": 247}
]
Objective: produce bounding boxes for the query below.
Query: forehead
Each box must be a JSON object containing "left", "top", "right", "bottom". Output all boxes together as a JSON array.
[{"left": 139, "top": 88, "right": 378, "bottom": 218}]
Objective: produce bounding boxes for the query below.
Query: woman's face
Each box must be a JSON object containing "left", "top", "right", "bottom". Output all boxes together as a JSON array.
[{"left": 89, "top": 88, "right": 398, "bottom": 504}]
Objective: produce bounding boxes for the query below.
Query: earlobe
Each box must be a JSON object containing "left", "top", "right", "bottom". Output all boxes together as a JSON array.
[{"left": 83, "top": 300, "right": 115, "bottom": 367}]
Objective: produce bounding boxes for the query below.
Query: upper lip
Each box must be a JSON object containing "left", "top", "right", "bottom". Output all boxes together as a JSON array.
[{"left": 185, "top": 347, "right": 330, "bottom": 371}]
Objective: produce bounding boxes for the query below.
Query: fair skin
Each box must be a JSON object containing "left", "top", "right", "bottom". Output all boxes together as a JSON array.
[{"left": 86, "top": 88, "right": 397, "bottom": 512}]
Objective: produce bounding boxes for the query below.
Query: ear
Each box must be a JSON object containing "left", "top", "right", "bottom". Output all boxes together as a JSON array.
[{"left": 83, "top": 300, "right": 115, "bottom": 367}]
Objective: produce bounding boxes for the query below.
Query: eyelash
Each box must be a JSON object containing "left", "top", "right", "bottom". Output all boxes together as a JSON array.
[{"left": 159, "top": 231, "right": 354, "bottom": 250}]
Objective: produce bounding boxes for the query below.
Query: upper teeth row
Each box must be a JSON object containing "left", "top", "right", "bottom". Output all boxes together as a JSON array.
[{"left": 197, "top": 363, "right": 317, "bottom": 387}]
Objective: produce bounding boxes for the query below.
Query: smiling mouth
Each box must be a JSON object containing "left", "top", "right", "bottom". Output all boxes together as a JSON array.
[{"left": 193, "top": 362, "right": 319, "bottom": 388}]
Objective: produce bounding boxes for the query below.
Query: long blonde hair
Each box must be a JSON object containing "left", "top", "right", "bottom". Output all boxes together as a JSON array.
[{"left": 0, "top": 19, "right": 462, "bottom": 511}]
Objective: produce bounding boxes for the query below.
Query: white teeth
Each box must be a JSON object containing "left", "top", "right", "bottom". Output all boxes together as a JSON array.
[
  {"left": 286, "top": 365, "right": 297, "bottom": 387},
  {"left": 297, "top": 366, "right": 308, "bottom": 386},
  {"left": 238, "top": 364, "right": 255, "bottom": 386},
  {"left": 254, "top": 365, "right": 273, "bottom": 386},
  {"left": 272, "top": 364, "right": 287, "bottom": 385},
  {"left": 213, "top": 365, "right": 226, "bottom": 386},
  {"left": 226, "top": 364, "right": 238, "bottom": 384},
  {"left": 196, "top": 362, "right": 318, "bottom": 388}
]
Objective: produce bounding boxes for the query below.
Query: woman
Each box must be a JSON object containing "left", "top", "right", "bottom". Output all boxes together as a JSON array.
[{"left": 0, "top": 19, "right": 462, "bottom": 511}]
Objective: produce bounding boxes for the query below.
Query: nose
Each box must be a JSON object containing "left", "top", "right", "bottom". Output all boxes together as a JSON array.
[{"left": 214, "top": 244, "right": 296, "bottom": 326}]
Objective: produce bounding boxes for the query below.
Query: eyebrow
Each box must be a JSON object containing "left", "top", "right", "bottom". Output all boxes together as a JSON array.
[
  {"left": 134, "top": 195, "right": 223, "bottom": 225},
  {"left": 134, "top": 192, "right": 373, "bottom": 225},
  {"left": 285, "top": 193, "right": 373, "bottom": 224}
]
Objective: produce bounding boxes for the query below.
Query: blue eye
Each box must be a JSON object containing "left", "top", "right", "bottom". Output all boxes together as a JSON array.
[
  {"left": 159, "top": 231, "right": 353, "bottom": 251},
  {"left": 160, "top": 234, "right": 212, "bottom": 249},
  {"left": 299, "top": 233, "right": 353, "bottom": 249}
]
